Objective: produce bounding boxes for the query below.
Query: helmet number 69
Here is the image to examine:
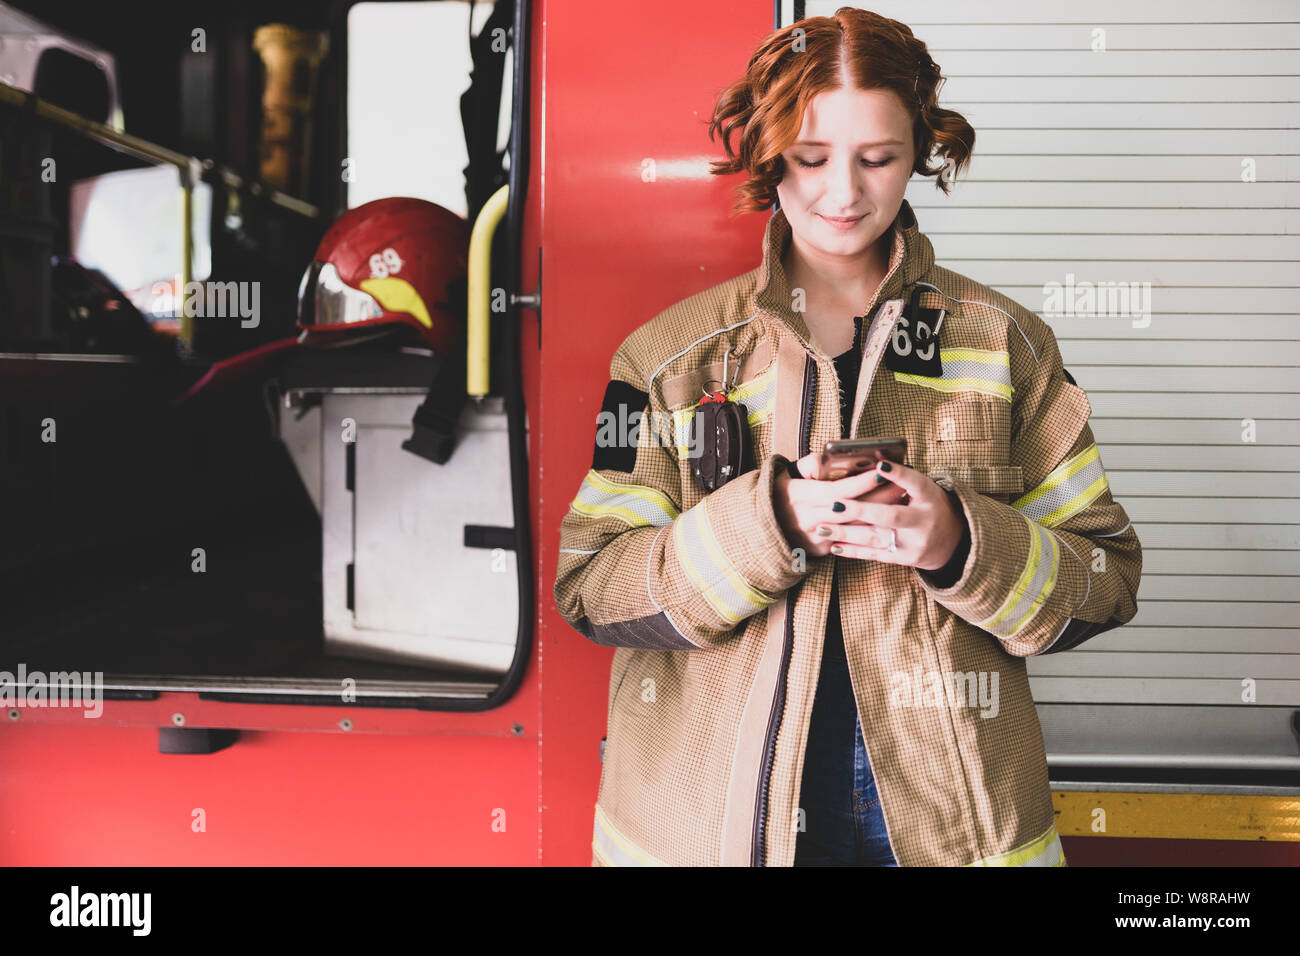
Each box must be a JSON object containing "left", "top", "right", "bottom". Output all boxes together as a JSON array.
[{"left": 369, "top": 247, "right": 404, "bottom": 278}]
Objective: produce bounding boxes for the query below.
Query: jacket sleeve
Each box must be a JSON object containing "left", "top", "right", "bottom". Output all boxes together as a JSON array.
[
  {"left": 914, "top": 318, "right": 1143, "bottom": 657},
  {"left": 553, "top": 344, "right": 810, "bottom": 650}
]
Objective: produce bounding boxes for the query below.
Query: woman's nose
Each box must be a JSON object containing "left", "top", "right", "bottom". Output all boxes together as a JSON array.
[{"left": 825, "top": 157, "right": 862, "bottom": 208}]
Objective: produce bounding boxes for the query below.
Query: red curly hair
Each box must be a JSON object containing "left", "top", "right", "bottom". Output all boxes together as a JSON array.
[{"left": 708, "top": 7, "right": 975, "bottom": 216}]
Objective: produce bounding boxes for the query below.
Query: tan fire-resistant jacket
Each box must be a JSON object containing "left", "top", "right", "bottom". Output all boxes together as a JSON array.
[{"left": 553, "top": 199, "right": 1142, "bottom": 867}]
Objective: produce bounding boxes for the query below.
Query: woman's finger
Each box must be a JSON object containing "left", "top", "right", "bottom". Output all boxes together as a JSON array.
[
  {"left": 820, "top": 498, "right": 920, "bottom": 529},
  {"left": 813, "top": 522, "right": 898, "bottom": 550},
  {"left": 869, "top": 460, "right": 935, "bottom": 500}
]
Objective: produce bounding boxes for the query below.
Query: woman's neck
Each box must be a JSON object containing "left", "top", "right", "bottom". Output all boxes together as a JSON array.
[{"left": 781, "top": 229, "right": 892, "bottom": 314}]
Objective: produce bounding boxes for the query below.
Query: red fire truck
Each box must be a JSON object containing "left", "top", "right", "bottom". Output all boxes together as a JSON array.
[{"left": 1, "top": 0, "right": 1296, "bottom": 867}]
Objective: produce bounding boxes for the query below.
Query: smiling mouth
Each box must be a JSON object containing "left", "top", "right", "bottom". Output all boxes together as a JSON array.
[{"left": 820, "top": 213, "right": 864, "bottom": 224}]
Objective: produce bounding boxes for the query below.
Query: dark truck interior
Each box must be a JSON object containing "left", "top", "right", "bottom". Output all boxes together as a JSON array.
[{"left": 0, "top": 0, "right": 531, "bottom": 709}]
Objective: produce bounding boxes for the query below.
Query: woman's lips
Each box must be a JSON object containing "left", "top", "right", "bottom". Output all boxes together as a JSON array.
[{"left": 819, "top": 213, "right": 864, "bottom": 230}]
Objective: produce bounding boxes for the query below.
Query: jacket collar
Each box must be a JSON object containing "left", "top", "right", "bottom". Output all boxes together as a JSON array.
[{"left": 749, "top": 198, "right": 934, "bottom": 350}]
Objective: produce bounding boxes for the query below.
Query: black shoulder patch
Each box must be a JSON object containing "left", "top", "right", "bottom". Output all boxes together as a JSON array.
[{"left": 591, "top": 378, "right": 649, "bottom": 473}]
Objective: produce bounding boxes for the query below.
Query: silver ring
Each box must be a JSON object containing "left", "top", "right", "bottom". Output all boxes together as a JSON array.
[{"left": 887, "top": 529, "right": 897, "bottom": 553}]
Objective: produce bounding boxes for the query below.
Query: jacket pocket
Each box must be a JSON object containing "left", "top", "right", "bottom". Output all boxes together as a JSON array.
[
  {"left": 924, "top": 397, "right": 1013, "bottom": 481},
  {"left": 928, "top": 463, "right": 1025, "bottom": 498}
]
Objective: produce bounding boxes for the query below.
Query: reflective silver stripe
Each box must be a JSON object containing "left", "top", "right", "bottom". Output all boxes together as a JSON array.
[
  {"left": 592, "top": 804, "right": 669, "bottom": 866},
  {"left": 1013, "top": 443, "right": 1109, "bottom": 528},
  {"left": 673, "top": 408, "right": 694, "bottom": 457},
  {"left": 893, "top": 348, "right": 1013, "bottom": 401},
  {"left": 673, "top": 499, "right": 776, "bottom": 624},
  {"left": 570, "top": 470, "right": 678, "bottom": 528},
  {"left": 979, "top": 517, "right": 1059, "bottom": 638},
  {"left": 965, "top": 823, "right": 1065, "bottom": 867}
]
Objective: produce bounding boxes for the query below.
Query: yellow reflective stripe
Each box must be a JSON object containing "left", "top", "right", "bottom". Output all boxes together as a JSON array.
[
  {"left": 981, "top": 518, "right": 1059, "bottom": 638},
  {"left": 1013, "top": 444, "right": 1110, "bottom": 528},
  {"left": 729, "top": 366, "right": 775, "bottom": 407},
  {"left": 569, "top": 469, "right": 679, "bottom": 528},
  {"left": 671, "top": 370, "right": 774, "bottom": 458},
  {"left": 1038, "top": 474, "right": 1108, "bottom": 528},
  {"left": 1007, "top": 531, "right": 1059, "bottom": 635},
  {"left": 894, "top": 373, "right": 1013, "bottom": 401},
  {"left": 893, "top": 348, "right": 1014, "bottom": 402},
  {"left": 984, "top": 518, "right": 1042, "bottom": 632},
  {"left": 593, "top": 805, "right": 669, "bottom": 866},
  {"left": 695, "top": 506, "right": 774, "bottom": 613},
  {"left": 1014, "top": 445, "right": 1099, "bottom": 511},
  {"left": 965, "top": 822, "right": 1065, "bottom": 867},
  {"left": 673, "top": 501, "right": 775, "bottom": 624}
]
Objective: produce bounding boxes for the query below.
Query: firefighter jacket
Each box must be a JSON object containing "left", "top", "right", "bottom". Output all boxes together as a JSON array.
[{"left": 553, "top": 198, "right": 1143, "bottom": 866}]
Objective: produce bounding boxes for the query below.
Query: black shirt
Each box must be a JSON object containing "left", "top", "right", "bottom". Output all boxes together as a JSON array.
[{"left": 800, "top": 316, "right": 868, "bottom": 782}]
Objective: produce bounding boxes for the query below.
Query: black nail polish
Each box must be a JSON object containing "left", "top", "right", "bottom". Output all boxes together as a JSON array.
[
  {"left": 876, "top": 474, "right": 886, "bottom": 484},
  {"left": 832, "top": 501, "right": 845, "bottom": 512},
  {"left": 880, "top": 461, "right": 893, "bottom": 472}
]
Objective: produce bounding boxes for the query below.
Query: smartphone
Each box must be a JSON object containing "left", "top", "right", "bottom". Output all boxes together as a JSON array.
[{"left": 816, "top": 437, "right": 907, "bottom": 481}]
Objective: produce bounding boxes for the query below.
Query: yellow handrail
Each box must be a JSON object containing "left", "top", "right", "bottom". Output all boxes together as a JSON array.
[{"left": 467, "top": 184, "right": 509, "bottom": 398}]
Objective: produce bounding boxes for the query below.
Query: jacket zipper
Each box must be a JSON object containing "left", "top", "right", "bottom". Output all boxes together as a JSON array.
[{"left": 750, "top": 350, "right": 817, "bottom": 865}]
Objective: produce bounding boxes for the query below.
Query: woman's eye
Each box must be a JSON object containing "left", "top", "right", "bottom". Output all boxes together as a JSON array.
[{"left": 793, "top": 157, "right": 893, "bottom": 169}]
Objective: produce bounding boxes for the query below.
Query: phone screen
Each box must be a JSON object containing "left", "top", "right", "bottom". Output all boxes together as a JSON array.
[{"left": 816, "top": 437, "right": 907, "bottom": 481}]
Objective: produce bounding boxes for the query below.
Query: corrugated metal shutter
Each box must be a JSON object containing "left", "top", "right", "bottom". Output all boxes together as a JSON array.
[{"left": 790, "top": 1, "right": 1300, "bottom": 769}]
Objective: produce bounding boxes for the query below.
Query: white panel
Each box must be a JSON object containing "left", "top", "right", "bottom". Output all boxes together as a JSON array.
[
  {"left": 1092, "top": 420, "right": 1300, "bottom": 445},
  {"left": 1142, "top": 550, "right": 1300, "bottom": 574},
  {"left": 347, "top": 2, "right": 512, "bottom": 214},
  {"left": 1101, "top": 446, "right": 1300, "bottom": 470},
  {"left": 1083, "top": 627, "right": 1299, "bottom": 653},
  {"left": 1128, "top": 601, "right": 1293, "bottom": 628},
  {"left": 1055, "top": 318, "right": 1296, "bottom": 341},
  {"left": 1089, "top": 394, "right": 1296, "bottom": 418},
  {"left": 1137, "top": 576, "right": 1297, "bottom": 601},
  {"left": 1026, "top": 678, "right": 1300, "bottom": 705},
  {"left": 1128, "top": 525, "right": 1298, "bottom": 549},
  {"left": 1118, "top": 496, "right": 1300, "bottom": 523},
  {"left": 916, "top": 23, "right": 1300, "bottom": 48},
  {"left": 796, "top": 1, "right": 1300, "bottom": 759},
  {"left": 1029, "top": 651, "right": 1299, "bottom": 677},
  {"left": 1068, "top": 367, "right": 1294, "bottom": 390},
  {"left": 1108, "top": 472, "right": 1295, "bottom": 497},
  {"left": 321, "top": 393, "right": 520, "bottom": 673}
]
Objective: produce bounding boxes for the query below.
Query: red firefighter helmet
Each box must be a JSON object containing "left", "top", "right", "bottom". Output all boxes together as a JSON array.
[{"left": 297, "top": 197, "right": 469, "bottom": 354}]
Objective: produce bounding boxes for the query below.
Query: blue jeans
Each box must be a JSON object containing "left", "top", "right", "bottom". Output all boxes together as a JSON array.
[
  {"left": 794, "top": 569, "right": 897, "bottom": 866},
  {"left": 794, "top": 713, "right": 898, "bottom": 866}
]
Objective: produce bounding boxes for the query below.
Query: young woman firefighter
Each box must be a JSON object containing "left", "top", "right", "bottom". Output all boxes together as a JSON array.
[{"left": 553, "top": 7, "right": 1142, "bottom": 867}]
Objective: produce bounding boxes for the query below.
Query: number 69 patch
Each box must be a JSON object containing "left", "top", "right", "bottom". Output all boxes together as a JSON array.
[{"left": 884, "top": 286, "right": 945, "bottom": 377}]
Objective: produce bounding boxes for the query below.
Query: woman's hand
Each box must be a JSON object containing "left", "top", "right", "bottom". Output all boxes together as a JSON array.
[
  {"left": 774, "top": 452, "right": 908, "bottom": 558},
  {"left": 774, "top": 455, "right": 966, "bottom": 570}
]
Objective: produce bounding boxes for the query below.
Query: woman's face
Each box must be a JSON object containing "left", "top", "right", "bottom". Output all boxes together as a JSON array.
[{"left": 775, "top": 85, "right": 916, "bottom": 267}]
